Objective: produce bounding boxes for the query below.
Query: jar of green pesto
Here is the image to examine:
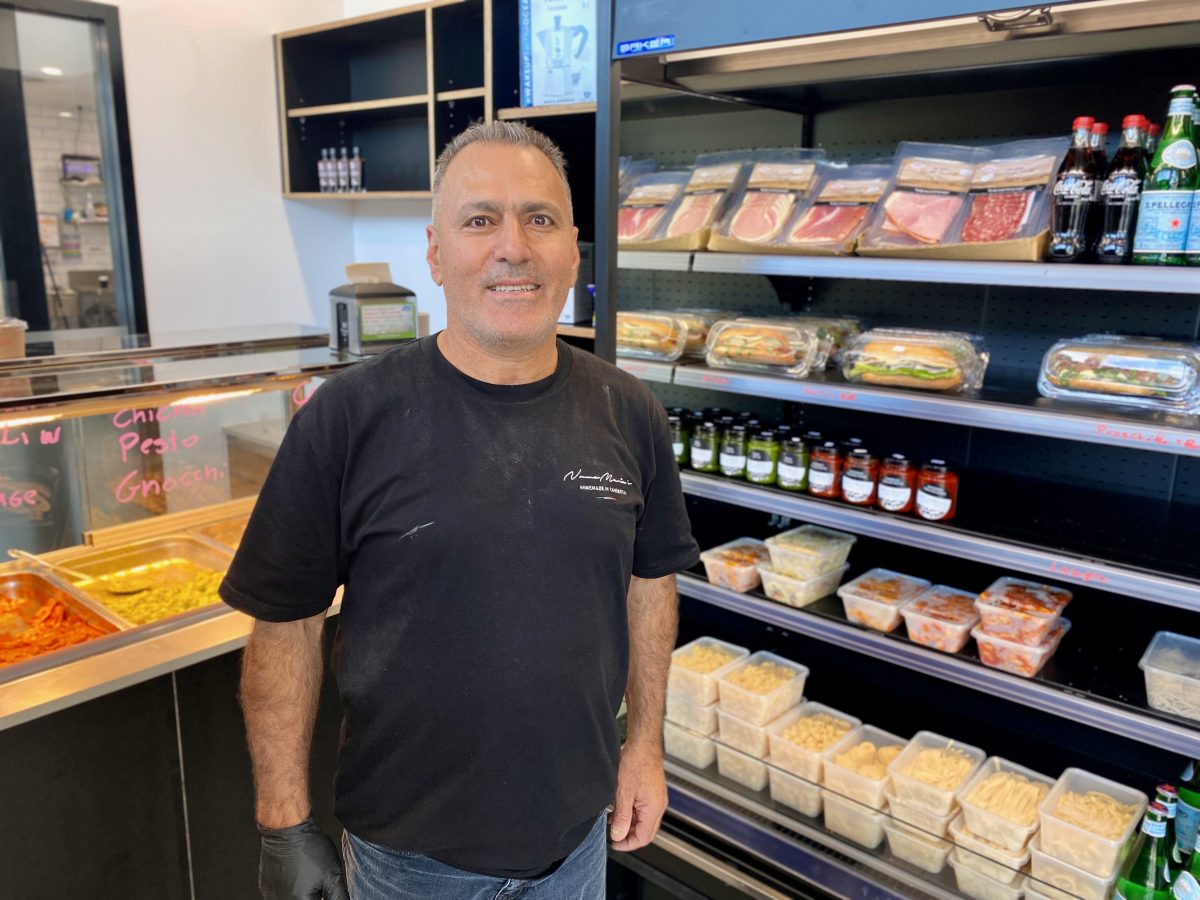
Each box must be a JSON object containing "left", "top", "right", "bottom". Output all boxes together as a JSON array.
[
  {"left": 746, "top": 429, "right": 780, "bottom": 485},
  {"left": 689, "top": 422, "right": 719, "bottom": 473},
  {"left": 668, "top": 415, "right": 690, "bottom": 466},
  {"left": 777, "top": 436, "right": 810, "bottom": 491},
  {"left": 719, "top": 425, "right": 748, "bottom": 478}
]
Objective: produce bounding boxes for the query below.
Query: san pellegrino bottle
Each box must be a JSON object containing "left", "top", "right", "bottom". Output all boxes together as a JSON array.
[
  {"left": 1187, "top": 99, "right": 1200, "bottom": 265},
  {"left": 1133, "top": 84, "right": 1197, "bottom": 265},
  {"left": 1117, "top": 802, "right": 1173, "bottom": 900},
  {"left": 1173, "top": 828, "right": 1200, "bottom": 899},
  {"left": 1159, "top": 785, "right": 1184, "bottom": 875},
  {"left": 1178, "top": 763, "right": 1200, "bottom": 867}
]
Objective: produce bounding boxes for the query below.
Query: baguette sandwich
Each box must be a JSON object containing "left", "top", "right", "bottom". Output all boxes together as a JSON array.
[
  {"left": 844, "top": 340, "right": 968, "bottom": 391},
  {"left": 616, "top": 313, "right": 685, "bottom": 356},
  {"left": 707, "top": 322, "right": 807, "bottom": 366},
  {"left": 1043, "top": 345, "right": 1193, "bottom": 399}
]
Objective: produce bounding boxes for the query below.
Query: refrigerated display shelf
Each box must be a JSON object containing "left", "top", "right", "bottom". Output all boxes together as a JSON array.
[
  {"left": 617, "top": 358, "right": 675, "bottom": 383},
  {"left": 675, "top": 573, "right": 1200, "bottom": 758}
]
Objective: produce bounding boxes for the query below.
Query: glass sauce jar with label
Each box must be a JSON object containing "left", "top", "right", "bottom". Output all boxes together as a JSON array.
[
  {"left": 690, "top": 422, "right": 719, "bottom": 473},
  {"left": 916, "top": 459, "right": 959, "bottom": 521},
  {"left": 668, "top": 415, "right": 690, "bottom": 466},
  {"left": 746, "top": 429, "right": 780, "bottom": 485},
  {"left": 841, "top": 447, "right": 879, "bottom": 506},
  {"left": 777, "top": 437, "right": 809, "bottom": 491},
  {"left": 877, "top": 452, "right": 916, "bottom": 513},
  {"left": 720, "top": 425, "right": 748, "bottom": 478},
  {"left": 807, "top": 441, "right": 842, "bottom": 498}
]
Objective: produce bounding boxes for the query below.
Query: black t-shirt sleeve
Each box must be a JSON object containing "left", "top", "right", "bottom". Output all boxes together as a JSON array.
[
  {"left": 219, "top": 398, "right": 344, "bottom": 622},
  {"left": 631, "top": 398, "right": 700, "bottom": 579}
]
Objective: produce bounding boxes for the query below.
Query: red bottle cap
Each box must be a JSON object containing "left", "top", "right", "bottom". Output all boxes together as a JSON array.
[
  {"left": 1091, "top": 122, "right": 1109, "bottom": 134},
  {"left": 1122, "top": 114, "right": 1145, "bottom": 128},
  {"left": 1071, "top": 116, "right": 1095, "bottom": 130},
  {"left": 1149, "top": 123, "right": 1161, "bottom": 136}
]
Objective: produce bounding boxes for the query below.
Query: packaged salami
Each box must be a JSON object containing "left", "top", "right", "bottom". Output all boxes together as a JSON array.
[
  {"left": 617, "top": 171, "right": 691, "bottom": 247},
  {"left": 954, "top": 138, "right": 1068, "bottom": 246},
  {"left": 655, "top": 152, "right": 753, "bottom": 250},
  {"left": 709, "top": 149, "right": 826, "bottom": 252},
  {"left": 782, "top": 164, "right": 892, "bottom": 255}
]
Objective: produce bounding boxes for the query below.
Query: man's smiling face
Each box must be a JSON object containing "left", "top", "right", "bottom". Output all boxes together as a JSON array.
[{"left": 427, "top": 142, "right": 579, "bottom": 354}]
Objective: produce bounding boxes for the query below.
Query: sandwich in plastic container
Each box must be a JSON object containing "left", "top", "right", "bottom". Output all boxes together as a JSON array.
[
  {"left": 785, "top": 315, "right": 863, "bottom": 368},
  {"left": 783, "top": 163, "right": 892, "bottom": 255},
  {"left": 673, "top": 308, "right": 736, "bottom": 358},
  {"left": 1038, "top": 334, "right": 1200, "bottom": 414},
  {"left": 705, "top": 317, "right": 822, "bottom": 378},
  {"left": 615, "top": 311, "right": 690, "bottom": 361},
  {"left": 710, "top": 149, "right": 826, "bottom": 251},
  {"left": 617, "top": 171, "right": 690, "bottom": 247},
  {"left": 956, "top": 138, "right": 1067, "bottom": 246},
  {"left": 841, "top": 328, "right": 989, "bottom": 393}
]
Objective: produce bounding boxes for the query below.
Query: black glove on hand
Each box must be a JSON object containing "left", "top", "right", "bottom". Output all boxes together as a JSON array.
[{"left": 259, "top": 818, "right": 349, "bottom": 900}]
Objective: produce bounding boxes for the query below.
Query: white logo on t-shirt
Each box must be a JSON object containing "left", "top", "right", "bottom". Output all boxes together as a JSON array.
[{"left": 563, "top": 468, "right": 633, "bottom": 499}]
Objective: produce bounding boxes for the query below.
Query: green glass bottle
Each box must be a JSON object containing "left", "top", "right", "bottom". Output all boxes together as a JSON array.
[
  {"left": 1133, "top": 84, "right": 1197, "bottom": 265},
  {"left": 1172, "top": 826, "right": 1200, "bottom": 899},
  {"left": 719, "top": 425, "right": 748, "bottom": 479},
  {"left": 689, "top": 422, "right": 719, "bottom": 474},
  {"left": 1179, "top": 763, "right": 1200, "bottom": 868},
  {"left": 1117, "top": 803, "right": 1173, "bottom": 900},
  {"left": 1188, "top": 98, "right": 1200, "bottom": 265},
  {"left": 1160, "top": 785, "right": 1185, "bottom": 876}
]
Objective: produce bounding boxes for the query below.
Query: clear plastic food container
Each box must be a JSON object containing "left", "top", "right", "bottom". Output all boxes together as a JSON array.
[
  {"left": 717, "top": 707, "right": 774, "bottom": 758},
  {"left": 663, "top": 720, "right": 716, "bottom": 769},
  {"left": 673, "top": 308, "right": 733, "bottom": 357},
  {"left": 665, "top": 692, "right": 718, "bottom": 736},
  {"left": 1037, "top": 335, "right": 1200, "bottom": 415},
  {"left": 888, "top": 731, "right": 986, "bottom": 815},
  {"left": 972, "top": 620, "right": 1071, "bottom": 679},
  {"left": 788, "top": 315, "right": 863, "bottom": 367},
  {"left": 1139, "top": 631, "right": 1200, "bottom": 723},
  {"left": 837, "top": 568, "right": 932, "bottom": 633},
  {"left": 823, "top": 725, "right": 907, "bottom": 810},
  {"left": 1028, "top": 835, "right": 1118, "bottom": 900},
  {"left": 1038, "top": 768, "right": 1146, "bottom": 878},
  {"left": 766, "top": 702, "right": 861, "bottom": 781},
  {"left": 705, "top": 318, "right": 821, "bottom": 378},
  {"left": 901, "top": 585, "right": 981, "bottom": 652},
  {"left": 700, "top": 538, "right": 772, "bottom": 593},
  {"left": 769, "top": 766, "right": 822, "bottom": 818},
  {"left": 669, "top": 637, "right": 750, "bottom": 706},
  {"left": 958, "top": 757, "right": 1056, "bottom": 853},
  {"left": 842, "top": 328, "right": 990, "bottom": 394},
  {"left": 615, "top": 311, "right": 690, "bottom": 361},
  {"left": 717, "top": 650, "right": 808, "bottom": 726},
  {"left": 950, "top": 813, "right": 1032, "bottom": 884},
  {"left": 758, "top": 563, "right": 848, "bottom": 609},
  {"left": 950, "top": 851, "right": 1029, "bottom": 900},
  {"left": 883, "top": 819, "right": 954, "bottom": 874},
  {"left": 764, "top": 525, "right": 857, "bottom": 581},
  {"left": 976, "top": 577, "right": 1072, "bottom": 646},
  {"left": 716, "top": 741, "right": 768, "bottom": 791},
  {"left": 884, "top": 784, "right": 958, "bottom": 837},
  {"left": 822, "top": 790, "right": 886, "bottom": 849}
]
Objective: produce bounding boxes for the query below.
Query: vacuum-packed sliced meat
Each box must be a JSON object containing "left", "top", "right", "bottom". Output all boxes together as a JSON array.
[
  {"left": 618, "top": 206, "right": 667, "bottom": 242},
  {"left": 960, "top": 191, "right": 1034, "bottom": 243},
  {"left": 666, "top": 193, "right": 721, "bottom": 237},
  {"left": 728, "top": 192, "right": 796, "bottom": 244},
  {"left": 882, "top": 192, "right": 964, "bottom": 244},
  {"left": 787, "top": 205, "right": 869, "bottom": 245}
]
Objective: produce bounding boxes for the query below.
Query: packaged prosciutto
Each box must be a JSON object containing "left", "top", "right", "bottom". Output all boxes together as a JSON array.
[
  {"left": 709, "top": 149, "right": 826, "bottom": 252},
  {"left": 617, "top": 156, "right": 656, "bottom": 203},
  {"left": 858, "top": 143, "right": 988, "bottom": 254},
  {"left": 656, "top": 152, "right": 752, "bottom": 251},
  {"left": 954, "top": 138, "right": 1068, "bottom": 247},
  {"left": 617, "top": 171, "right": 690, "bottom": 247},
  {"left": 782, "top": 164, "right": 891, "bottom": 255}
]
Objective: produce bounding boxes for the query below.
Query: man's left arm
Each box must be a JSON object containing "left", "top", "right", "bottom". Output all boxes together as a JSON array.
[{"left": 608, "top": 572, "right": 678, "bottom": 851}]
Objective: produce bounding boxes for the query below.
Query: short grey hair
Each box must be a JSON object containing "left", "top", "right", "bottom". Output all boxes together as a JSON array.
[{"left": 432, "top": 120, "right": 572, "bottom": 222}]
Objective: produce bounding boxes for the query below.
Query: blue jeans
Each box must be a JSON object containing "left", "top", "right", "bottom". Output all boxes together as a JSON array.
[{"left": 342, "top": 812, "right": 607, "bottom": 900}]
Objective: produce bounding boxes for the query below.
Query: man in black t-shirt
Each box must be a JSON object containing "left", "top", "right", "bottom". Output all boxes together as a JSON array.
[{"left": 221, "top": 121, "right": 699, "bottom": 899}]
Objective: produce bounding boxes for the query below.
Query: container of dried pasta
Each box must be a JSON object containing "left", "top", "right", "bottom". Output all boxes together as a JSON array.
[
  {"left": 957, "top": 756, "right": 1055, "bottom": 852},
  {"left": 949, "top": 813, "right": 1031, "bottom": 884},
  {"left": 664, "top": 720, "right": 716, "bottom": 769},
  {"left": 766, "top": 702, "right": 860, "bottom": 782},
  {"left": 1037, "top": 768, "right": 1146, "bottom": 878},
  {"left": 716, "top": 650, "right": 808, "bottom": 726},
  {"left": 887, "top": 730, "right": 985, "bottom": 815},
  {"left": 822, "top": 789, "right": 886, "bottom": 849},
  {"left": 883, "top": 819, "right": 953, "bottom": 874},
  {"left": 665, "top": 691, "right": 718, "bottom": 736},
  {"left": 716, "top": 741, "right": 768, "bottom": 791},
  {"left": 769, "top": 763, "right": 823, "bottom": 818},
  {"left": 668, "top": 637, "right": 750, "bottom": 706},
  {"left": 823, "top": 725, "right": 906, "bottom": 810},
  {"left": 1139, "top": 631, "right": 1200, "bottom": 724},
  {"left": 1028, "top": 835, "right": 1118, "bottom": 900}
]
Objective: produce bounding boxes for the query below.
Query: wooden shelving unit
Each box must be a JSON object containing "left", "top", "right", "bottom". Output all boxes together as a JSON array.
[
  {"left": 283, "top": 191, "right": 433, "bottom": 201},
  {"left": 497, "top": 101, "right": 597, "bottom": 120},
  {"left": 556, "top": 324, "right": 595, "bottom": 339},
  {"left": 286, "top": 95, "right": 430, "bottom": 118}
]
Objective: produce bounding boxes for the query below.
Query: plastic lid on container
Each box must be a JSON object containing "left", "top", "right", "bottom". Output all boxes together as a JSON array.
[
  {"left": 977, "top": 577, "right": 1072, "bottom": 619},
  {"left": 838, "top": 568, "right": 932, "bottom": 607},
  {"left": 1138, "top": 631, "right": 1200, "bottom": 676},
  {"left": 0, "top": 318, "right": 28, "bottom": 330},
  {"left": 767, "top": 524, "right": 857, "bottom": 557},
  {"left": 972, "top": 617, "right": 1071, "bottom": 651},
  {"left": 904, "top": 585, "right": 980, "bottom": 624},
  {"left": 699, "top": 538, "right": 771, "bottom": 567}
]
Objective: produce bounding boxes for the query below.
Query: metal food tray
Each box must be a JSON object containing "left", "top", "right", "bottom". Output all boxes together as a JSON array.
[
  {"left": 188, "top": 515, "right": 249, "bottom": 552},
  {"left": 59, "top": 535, "right": 235, "bottom": 633},
  {"left": 0, "top": 566, "right": 129, "bottom": 685}
]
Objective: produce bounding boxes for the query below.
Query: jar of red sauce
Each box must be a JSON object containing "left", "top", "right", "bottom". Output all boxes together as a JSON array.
[
  {"left": 877, "top": 453, "right": 916, "bottom": 513},
  {"left": 807, "top": 440, "right": 841, "bottom": 498},
  {"left": 840, "top": 448, "right": 878, "bottom": 506},
  {"left": 916, "top": 459, "right": 958, "bottom": 522}
]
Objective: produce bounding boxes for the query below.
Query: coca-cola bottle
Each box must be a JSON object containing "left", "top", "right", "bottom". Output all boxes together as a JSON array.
[
  {"left": 1050, "top": 116, "right": 1101, "bottom": 262},
  {"left": 1090, "top": 121, "right": 1110, "bottom": 173},
  {"left": 1097, "top": 115, "right": 1150, "bottom": 263}
]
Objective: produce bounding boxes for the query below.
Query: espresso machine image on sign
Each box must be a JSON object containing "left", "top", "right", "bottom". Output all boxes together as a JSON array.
[{"left": 520, "top": 0, "right": 596, "bottom": 107}]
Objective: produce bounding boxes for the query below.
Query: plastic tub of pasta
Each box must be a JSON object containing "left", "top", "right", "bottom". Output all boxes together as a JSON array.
[
  {"left": 1028, "top": 835, "right": 1117, "bottom": 900},
  {"left": 949, "top": 851, "right": 1029, "bottom": 900},
  {"left": 884, "top": 784, "right": 958, "bottom": 837},
  {"left": 717, "top": 707, "right": 774, "bottom": 758},
  {"left": 950, "top": 813, "right": 1031, "bottom": 884},
  {"left": 765, "top": 702, "right": 860, "bottom": 781},
  {"left": 958, "top": 757, "right": 1055, "bottom": 853},
  {"left": 975, "top": 577, "right": 1072, "bottom": 646},
  {"left": 668, "top": 637, "right": 750, "bottom": 706},
  {"left": 823, "top": 725, "right": 907, "bottom": 810},
  {"left": 1139, "top": 631, "right": 1200, "bottom": 723},
  {"left": 1037, "top": 768, "right": 1146, "bottom": 878},
  {"left": 665, "top": 692, "right": 718, "bottom": 736},
  {"left": 700, "top": 539, "right": 772, "bottom": 593},
  {"left": 837, "top": 568, "right": 932, "bottom": 633},
  {"left": 757, "top": 562, "right": 849, "bottom": 609},
  {"left": 822, "top": 790, "right": 886, "bottom": 849},
  {"left": 972, "top": 620, "right": 1071, "bottom": 679},
  {"left": 764, "top": 525, "right": 857, "bottom": 581},
  {"left": 901, "top": 585, "right": 980, "bottom": 653},
  {"left": 716, "top": 741, "right": 768, "bottom": 791},
  {"left": 883, "top": 819, "right": 953, "bottom": 874},
  {"left": 888, "top": 730, "right": 985, "bottom": 815},
  {"left": 717, "top": 651, "right": 808, "bottom": 726},
  {"left": 663, "top": 720, "right": 716, "bottom": 769},
  {"left": 769, "top": 766, "right": 822, "bottom": 818}
]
